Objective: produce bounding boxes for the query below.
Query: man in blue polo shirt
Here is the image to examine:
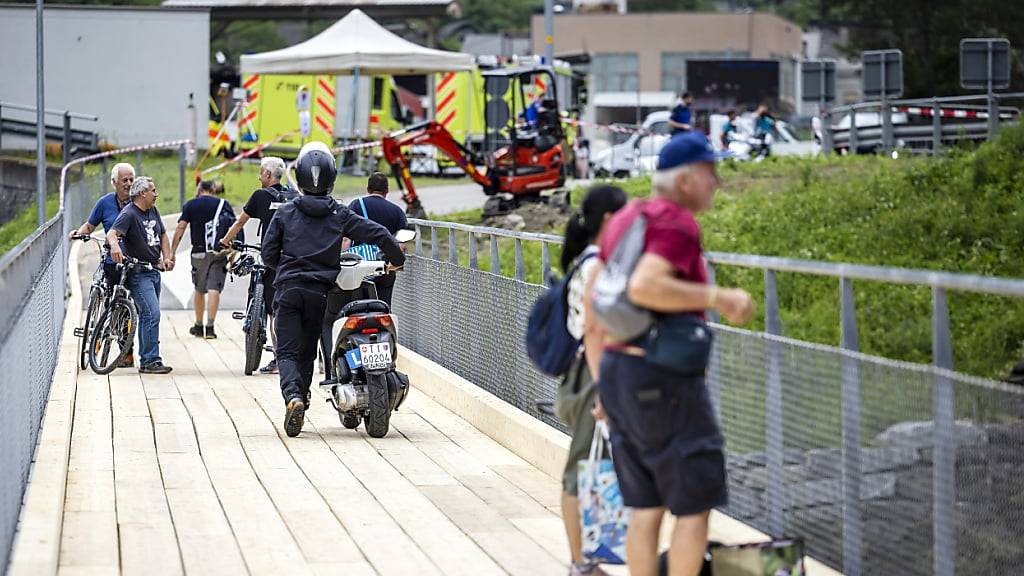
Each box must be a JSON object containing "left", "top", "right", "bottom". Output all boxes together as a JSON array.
[
  {"left": 668, "top": 92, "right": 694, "bottom": 135},
  {"left": 70, "top": 161, "right": 136, "bottom": 367},
  {"left": 345, "top": 172, "right": 407, "bottom": 306}
]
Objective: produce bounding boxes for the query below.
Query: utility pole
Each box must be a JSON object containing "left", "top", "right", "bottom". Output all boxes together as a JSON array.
[
  {"left": 543, "top": 0, "right": 554, "bottom": 64},
  {"left": 35, "top": 0, "right": 45, "bottom": 227}
]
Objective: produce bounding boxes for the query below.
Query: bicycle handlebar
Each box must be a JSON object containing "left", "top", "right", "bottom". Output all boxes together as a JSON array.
[{"left": 231, "top": 240, "right": 262, "bottom": 252}]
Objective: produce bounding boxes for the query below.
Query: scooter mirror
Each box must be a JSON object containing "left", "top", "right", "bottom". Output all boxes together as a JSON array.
[{"left": 394, "top": 229, "right": 417, "bottom": 244}]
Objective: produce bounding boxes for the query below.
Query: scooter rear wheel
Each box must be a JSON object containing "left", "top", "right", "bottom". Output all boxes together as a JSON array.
[{"left": 363, "top": 373, "right": 391, "bottom": 438}]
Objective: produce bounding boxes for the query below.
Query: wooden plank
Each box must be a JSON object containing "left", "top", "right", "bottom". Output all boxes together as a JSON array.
[
  {"left": 153, "top": 422, "right": 199, "bottom": 454},
  {"left": 148, "top": 398, "right": 191, "bottom": 424},
  {"left": 58, "top": 510, "right": 118, "bottom": 569},
  {"left": 118, "top": 523, "right": 184, "bottom": 576},
  {"left": 142, "top": 378, "right": 181, "bottom": 400},
  {"left": 420, "top": 485, "right": 566, "bottom": 575},
  {"left": 509, "top": 517, "right": 572, "bottom": 564},
  {"left": 166, "top": 488, "right": 248, "bottom": 575},
  {"left": 457, "top": 473, "right": 555, "bottom": 520},
  {"left": 309, "top": 563, "right": 378, "bottom": 576},
  {"left": 490, "top": 464, "right": 563, "bottom": 510},
  {"left": 63, "top": 469, "right": 115, "bottom": 513},
  {"left": 369, "top": 443, "right": 460, "bottom": 487},
  {"left": 109, "top": 372, "right": 149, "bottom": 418}
]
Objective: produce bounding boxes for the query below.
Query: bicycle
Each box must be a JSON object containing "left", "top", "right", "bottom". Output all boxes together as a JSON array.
[
  {"left": 87, "top": 256, "right": 152, "bottom": 375},
  {"left": 228, "top": 241, "right": 268, "bottom": 375},
  {"left": 71, "top": 234, "right": 110, "bottom": 371}
]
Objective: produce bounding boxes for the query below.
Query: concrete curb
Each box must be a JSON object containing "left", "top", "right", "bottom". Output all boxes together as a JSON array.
[
  {"left": 396, "top": 346, "right": 842, "bottom": 576},
  {"left": 7, "top": 240, "right": 83, "bottom": 576}
]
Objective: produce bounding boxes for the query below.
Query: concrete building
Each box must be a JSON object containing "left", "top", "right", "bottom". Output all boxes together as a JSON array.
[
  {"left": 530, "top": 11, "right": 802, "bottom": 128},
  {"left": 0, "top": 4, "right": 209, "bottom": 149}
]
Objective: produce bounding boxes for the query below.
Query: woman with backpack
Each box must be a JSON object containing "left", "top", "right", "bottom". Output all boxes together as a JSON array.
[{"left": 556, "top": 184, "right": 628, "bottom": 576}]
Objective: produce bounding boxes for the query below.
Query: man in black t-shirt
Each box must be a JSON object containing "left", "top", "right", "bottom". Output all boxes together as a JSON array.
[
  {"left": 220, "top": 156, "right": 295, "bottom": 374},
  {"left": 172, "top": 180, "right": 236, "bottom": 339},
  {"left": 107, "top": 176, "right": 174, "bottom": 375}
]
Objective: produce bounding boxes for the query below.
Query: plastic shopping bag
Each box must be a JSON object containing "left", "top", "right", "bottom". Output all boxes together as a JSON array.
[{"left": 578, "top": 422, "right": 630, "bottom": 565}]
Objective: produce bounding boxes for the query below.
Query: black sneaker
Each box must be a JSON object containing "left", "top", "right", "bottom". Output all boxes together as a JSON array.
[
  {"left": 189, "top": 324, "right": 204, "bottom": 338},
  {"left": 139, "top": 362, "right": 173, "bottom": 375},
  {"left": 204, "top": 325, "right": 217, "bottom": 339},
  {"left": 284, "top": 398, "right": 306, "bottom": 437},
  {"left": 259, "top": 359, "right": 278, "bottom": 374}
]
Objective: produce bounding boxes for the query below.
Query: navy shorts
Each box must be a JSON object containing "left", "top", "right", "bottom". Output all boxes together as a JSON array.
[{"left": 597, "top": 351, "right": 727, "bottom": 516}]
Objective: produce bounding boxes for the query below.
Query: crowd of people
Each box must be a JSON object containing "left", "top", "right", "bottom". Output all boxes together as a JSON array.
[{"left": 73, "top": 126, "right": 754, "bottom": 575}]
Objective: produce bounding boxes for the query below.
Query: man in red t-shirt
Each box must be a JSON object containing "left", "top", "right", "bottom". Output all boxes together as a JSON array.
[{"left": 583, "top": 132, "right": 754, "bottom": 576}]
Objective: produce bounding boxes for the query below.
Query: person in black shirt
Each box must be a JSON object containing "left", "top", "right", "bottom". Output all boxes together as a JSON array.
[
  {"left": 171, "top": 180, "right": 236, "bottom": 339},
  {"left": 344, "top": 171, "right": 408, "bottom": 306},
  {"left": 220, "top": 156, "right": 296, "bottom": 374},
  {"left": 107, "top": 176, "right": 174, "bottom": 375},
  {"left": 262, "top": 142, "right": 404, "bottom": 437}
]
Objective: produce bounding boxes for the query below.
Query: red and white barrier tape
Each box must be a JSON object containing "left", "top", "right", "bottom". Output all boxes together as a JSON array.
[
  {"left": 59, "top": 139, "right": 193, "bottom": 210},
  {"left": 893, "top": 106, "right": 1017, "bottom": 120},
  {"left": 199, "top": 130, "right": 299, "bottom": 176}
]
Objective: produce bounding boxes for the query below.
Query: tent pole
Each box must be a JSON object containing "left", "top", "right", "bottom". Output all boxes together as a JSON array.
[{"left": 343, "top": 67, "right": 360, "bottom": 173}]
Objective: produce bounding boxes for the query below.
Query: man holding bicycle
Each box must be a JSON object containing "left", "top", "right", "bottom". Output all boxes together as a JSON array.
[
  {"left": 107, "top": 176, "right": 175, "bottom": 375},
  {"left": 220, "top": 156, "right": 296, "bottom": 374},
  {"left": 70, "top": 161, "right": 137, "bottom": 367}
]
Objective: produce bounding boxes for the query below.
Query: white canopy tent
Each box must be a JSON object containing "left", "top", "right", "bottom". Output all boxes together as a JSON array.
[{"left": 239, "top": 8, "right": 474, "bottom": 76}]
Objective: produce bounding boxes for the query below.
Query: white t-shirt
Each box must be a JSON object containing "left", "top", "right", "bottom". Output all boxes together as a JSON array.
[{"left": 566, "top": 245, "right": 600, "bottom": 341}]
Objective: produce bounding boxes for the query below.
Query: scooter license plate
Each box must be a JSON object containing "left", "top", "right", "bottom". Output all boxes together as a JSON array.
[{"left": 359, "top": 342, "right": 392, "bottom": 371}]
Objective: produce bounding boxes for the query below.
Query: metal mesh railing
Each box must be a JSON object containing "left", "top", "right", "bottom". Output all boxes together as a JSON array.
[
  {"left": 394, "top": 219, "right": 1024, "bottom": 576},
  {"left": 0, "top": 141, "right": 190, "bottom": 571}
]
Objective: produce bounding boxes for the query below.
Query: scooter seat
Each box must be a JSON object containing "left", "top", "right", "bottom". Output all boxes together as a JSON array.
[{"left": 341, "top": 299, "right": 389, "bottom": 317}]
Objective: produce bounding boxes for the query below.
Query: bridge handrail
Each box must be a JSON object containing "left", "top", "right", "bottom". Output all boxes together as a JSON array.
[{"left": 0, "top": 101, "right": 98, "bottom": 121}]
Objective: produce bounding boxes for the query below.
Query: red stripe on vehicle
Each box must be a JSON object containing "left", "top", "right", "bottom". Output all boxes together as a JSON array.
[
  {"left": 437, "top": 91, "right": 456, "bottom": 113},
  {"left": 315, "top": 115, "right": 331, "bottom": 133},
  {"left": 243, "top": 75, "right": 260, "bottom": 89},
  {"left": 440, "top": 109, "right": 456, "bottom": 127},
  {"left": 437, "top": 72, "right": 455, "bottom": 93},
  {"left": 318, "top": 78, "right": 335, "bottom": 98},
  {"left": 316, "top": 96, "right": 335, "bottom": 118}
]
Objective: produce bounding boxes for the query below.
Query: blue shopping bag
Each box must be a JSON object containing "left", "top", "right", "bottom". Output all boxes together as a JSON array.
[{"left": 578, "top": 422, "right": 630, "bottom": 565}]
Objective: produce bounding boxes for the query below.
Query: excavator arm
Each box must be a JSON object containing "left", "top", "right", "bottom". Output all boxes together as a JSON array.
[{"left": 381, "top": 120, "right": 492, "bottom": 218}]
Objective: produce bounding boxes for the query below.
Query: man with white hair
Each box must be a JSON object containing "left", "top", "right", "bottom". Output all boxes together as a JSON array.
[
  {"left": 220, "top": 156, "right": 298, "bottom": 374},
  {"left": 107, "top": 176, "right": 175, "bottom": 375},
  {"left": 70, "top": 161, "right": 136, "bottom": 367}
]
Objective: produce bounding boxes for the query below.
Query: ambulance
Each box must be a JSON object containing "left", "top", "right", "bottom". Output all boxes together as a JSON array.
[{"left": 208, "top": 73, "right": 409, "bottom": 156}]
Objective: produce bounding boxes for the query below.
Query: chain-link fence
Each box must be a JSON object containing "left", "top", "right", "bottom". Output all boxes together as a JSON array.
[
  {"left": 394, "top": 220, "right": 1024, "bottom": 576},
  {"left": 0, "top": 141, "right": 189, "bottom": 571}
]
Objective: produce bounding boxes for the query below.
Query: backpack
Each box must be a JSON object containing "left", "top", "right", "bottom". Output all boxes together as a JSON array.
[
  {"left": 346, "top": 197, "right": 383, "bottom": 261},
  {"left": 267, "top": 184, "right": 299, "bottom": 207},
  {"left": 204, "top": 199, "right": 238, "bottom": 252},
  {"left": 526, "top": 252, "right": 596, "bottom": 377},
  {"left": 591, "top": 210, "right": 653, "bottom": 342}
]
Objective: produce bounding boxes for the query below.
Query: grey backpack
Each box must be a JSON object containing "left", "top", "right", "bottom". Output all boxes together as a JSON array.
[{"left": 591, "top": 211, "right": 653, "bottom": 341}]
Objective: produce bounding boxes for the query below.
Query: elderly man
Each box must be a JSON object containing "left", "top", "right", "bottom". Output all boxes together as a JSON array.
[
  {"left": 107, "top": 177, "right": 175, "bottom": 375},
  {"left": 585, "top": 133, "right": 754, "bottom": 576},
  {"left": 221, "top": 156, "right": 297, "bottom": 374},
  {"left": 70, "top": 162, "right": 136, "bottom": 367},
  {"left": 171, "top": 180, "right": 237, "bottom": 339}
]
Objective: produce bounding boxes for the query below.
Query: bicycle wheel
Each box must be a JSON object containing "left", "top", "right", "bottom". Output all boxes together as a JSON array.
[
  {"left": 244, "top": 282, "right": 266, "bottom": 375},
  {"left": 79, "top": 286, "right": 104, "bottom": 371},
  {"left": 89, "top": 298, "right": 138, "bottom": 375}
]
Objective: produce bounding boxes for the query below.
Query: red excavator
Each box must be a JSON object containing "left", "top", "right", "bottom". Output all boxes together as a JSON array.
[{"left": 381, "top": 65, "right": 568, "bottom": 218}]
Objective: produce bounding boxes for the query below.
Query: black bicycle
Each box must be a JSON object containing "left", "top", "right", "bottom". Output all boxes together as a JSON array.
[
  {"left": 228, "top": 241, "right": 268, "bottom": 375},
  {"left": 72, "top": 234, "right": 111, "bottom": 371},
  {"left": 88, "top": 257, "right": 151, "bottom": 374}
]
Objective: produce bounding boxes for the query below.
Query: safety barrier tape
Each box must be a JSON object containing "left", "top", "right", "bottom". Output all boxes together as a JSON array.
[
  {"left": 59, "top": 139, "right": 194, "bottom": 210},
  {"left": 198, "top": 129, "right": 300, "bottom": 177},
  {"left": 893, "top": 106, "right": 1017, "bottom": 120}
]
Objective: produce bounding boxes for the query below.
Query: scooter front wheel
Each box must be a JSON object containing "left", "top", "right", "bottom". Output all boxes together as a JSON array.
[{"left": 363, "top": 373, "right": 392, "bottom": 438}]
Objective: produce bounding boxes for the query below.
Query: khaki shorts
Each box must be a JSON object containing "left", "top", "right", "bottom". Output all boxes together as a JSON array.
[
  {"left": 555, "top": 355, "right": 599, "bottom": 496},
  {"left": 191, "top": 252, "right": 228, "bottom": 294}
]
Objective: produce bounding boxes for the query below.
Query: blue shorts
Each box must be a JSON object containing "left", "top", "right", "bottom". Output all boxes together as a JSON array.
[{"left": 597, "top": 351, "right": 727, "bottom": 516}]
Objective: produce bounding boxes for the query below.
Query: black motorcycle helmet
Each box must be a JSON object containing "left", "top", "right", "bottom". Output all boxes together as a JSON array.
[{"left": 295, "top": 141, "right": 337, "bottom": 196}]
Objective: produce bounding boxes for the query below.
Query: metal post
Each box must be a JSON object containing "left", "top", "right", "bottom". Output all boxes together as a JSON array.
[
  {"left": 430, "top": 226, "right": 438, "bottom": 260},
  {"left": 135, "top": 149, "right": 142, "bottom": 175},
  {"left": 932, "top": 286, "right": 956, "bottom": 576},
  {"left": 415, "top": 224, "right": 423, "bottom": 256},
  {"left": 345, "top": 67, "right": 361, "bottom": 156},
  {"left": 932, "top": 98, "right": 942, "bottom": 154},
  {"left": 448, "top": 229, "right": 457, "bottom": 265},
  {"left": 178, "top": 144, "right": 186, "bottom": 208},
  {"left": 705, "top": 262, "right": 721, "bottom": 418},
  {"left": 0, "top": 102, "right": 4, "bottom": 151},
  {"left": 541, "top": 242, "right": 551, "bottom": 286},
  {"left": 987, "top": 92, "right": 999, "bottom": 140},
  {"left": 822, "top": 110, "right": 833, "bottom": 156},
  {"left": 469, "top": 232, "right": 478, "bottom": 270},
  {"left": 78, "top": 163, "right": 85, "bottom": 219},
  {"left": 881, "top": 97, "right": 893, "bottom": 151},
  {"left": 840, "top": 277, "right": 863, "bottom": 576},
  {"left": 848, "top": 109, "right": 859, "bottom": 155},
  {"left": 35, "top": 0, "right": 45, "bottom": 227},
  {"left": 101, "top": 157, "right": 109, "bottom": 196},
  {"left": 514, "top": 239, "right": 524, "bottom": 281},
  {"left": 764, "top": 269, "right": 784, "bottom": 537},
  {"left": 490, "top": 235, "right": 500, "bottom": 275},
  {"left": 543, "top": 0, "right": 554, "bottom": 65},
  {"left": 62, "top": 112, "right": 71, "bottom": 166}
]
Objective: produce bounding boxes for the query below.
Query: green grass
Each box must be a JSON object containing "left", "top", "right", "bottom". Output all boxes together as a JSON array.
[{"left": 0, "top": 194, "right": 60, "bottom": 256}]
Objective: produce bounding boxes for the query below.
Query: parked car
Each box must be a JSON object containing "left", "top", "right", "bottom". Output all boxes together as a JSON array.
[{"left": 591, "top": 111, "right": 671, "bottom": 177}]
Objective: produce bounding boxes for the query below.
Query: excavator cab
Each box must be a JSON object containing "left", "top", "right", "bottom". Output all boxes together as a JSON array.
[{"left": 381, "top": 65, "right": 567, "bottom": 218}]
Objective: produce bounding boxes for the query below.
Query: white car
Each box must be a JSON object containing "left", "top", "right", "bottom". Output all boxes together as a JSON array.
[
  {"left": 591, "top": 111, "right": 672, "bottom": 177},
  {"left": 710, "top": 113, "right": 817, "bottom": 159}
]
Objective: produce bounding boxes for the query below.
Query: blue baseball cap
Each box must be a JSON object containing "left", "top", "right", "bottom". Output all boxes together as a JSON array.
[{"left": 657, "top": 131, "right": 717, "bottom": 170}]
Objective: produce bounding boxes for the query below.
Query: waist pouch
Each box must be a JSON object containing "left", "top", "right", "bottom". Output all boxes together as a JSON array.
[{"left": 639, "top": 314, "right": 714, "bottom": 376}]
